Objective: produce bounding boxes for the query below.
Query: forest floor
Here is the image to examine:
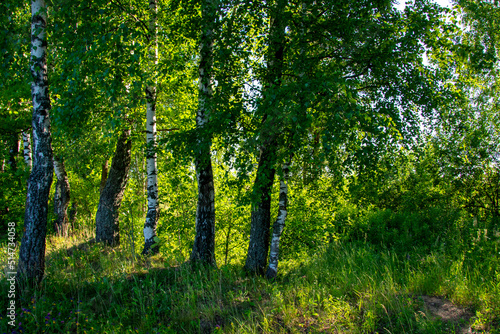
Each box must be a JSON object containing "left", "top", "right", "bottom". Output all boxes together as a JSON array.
[{"left": 1, "top": 230, "right": 499, "bottom": 333}]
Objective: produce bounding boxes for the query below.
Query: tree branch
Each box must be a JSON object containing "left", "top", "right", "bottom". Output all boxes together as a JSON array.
[{"left": 109, "top": 0, "right": 150, "bottom": 38}]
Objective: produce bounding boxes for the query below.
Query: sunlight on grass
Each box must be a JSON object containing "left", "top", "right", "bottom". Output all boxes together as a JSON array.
[{"left": 1, "top": 224, "right": 499, "bottom": 333}]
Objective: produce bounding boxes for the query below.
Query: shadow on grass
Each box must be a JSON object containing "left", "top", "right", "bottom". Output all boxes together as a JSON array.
[
  {"left": 2, "top": 239, "right": 496, "bottom": 333},
  {"left": 2, "top": 238, "right": 270, "bottom": 334}
]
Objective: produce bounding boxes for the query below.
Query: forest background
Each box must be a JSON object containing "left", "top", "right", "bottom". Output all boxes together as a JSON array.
[{"left": 0, "top": 0, "right": 499, "bottom": 333}]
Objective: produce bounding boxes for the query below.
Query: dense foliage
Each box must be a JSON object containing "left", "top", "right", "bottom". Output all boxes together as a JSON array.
[{"left": 0, "top": 0, "right": 499, "bottom": 332}]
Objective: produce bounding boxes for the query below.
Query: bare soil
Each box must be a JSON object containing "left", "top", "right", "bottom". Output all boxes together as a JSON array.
[{"left": 421, "top": 295, "right": 473, "bottom": 334}]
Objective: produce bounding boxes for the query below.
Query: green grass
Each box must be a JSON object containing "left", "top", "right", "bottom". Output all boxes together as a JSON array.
[{"left": 1, "top": 228, "right": 499, "bottom": 333}]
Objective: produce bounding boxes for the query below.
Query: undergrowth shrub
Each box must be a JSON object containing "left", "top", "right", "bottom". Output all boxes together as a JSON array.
[
  {"left": 334, "top": 205, "right": 463, "bottom": 253},
  {"left": 0, "top": 166, "right": 29, "bottom": 239}
]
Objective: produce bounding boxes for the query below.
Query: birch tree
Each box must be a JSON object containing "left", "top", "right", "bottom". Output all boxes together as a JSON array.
[
  {"left": 245, "top": 0, "right": 286, "bottom": 275},
  {"left": 22, "top": 131, "right": 32, "bottom": 170},
  {"left": 241, "top": 0, "right": 447, "bottom": 275},
  {"left": 265, "top": 161, "right": 290, "bottom": 279},
  {"left": 142, "top": 0, "right": 160, "bottom": 255},
  {"left": 265, "top": 2, "right": 308, "bottom": 279},
  {"left": 190, "top": 0, "right": 218, "bottom": 265},
  {"left": 17, "top": 0, "right": 54, "bottom": 286},
  {"left": 49, "top": 0, "right": 146, "bottom": 243}
]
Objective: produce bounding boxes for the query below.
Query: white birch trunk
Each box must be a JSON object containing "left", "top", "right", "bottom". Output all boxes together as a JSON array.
[
  {"left": 22, "top": 131, "right": 33, "bottom": 170},
  {"left": 266, "top": 162, "right": 290, "bottom": 279},
  {"left": 142, "top": 0, "right": 160, "bottom": 255},
  {"left": 17, "top": 0, "right": 54, "bottom": 286}
]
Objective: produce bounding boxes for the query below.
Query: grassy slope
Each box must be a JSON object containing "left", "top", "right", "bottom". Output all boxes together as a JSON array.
[{"left": 1, "top": 229, "right": 499, "bottom": 334}]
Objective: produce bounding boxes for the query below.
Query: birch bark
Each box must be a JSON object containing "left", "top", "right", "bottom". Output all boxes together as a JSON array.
[
  {"left": 22, "top": 131, "right": 32, "bottom": 170},
  {"left": 265, "top": 3, "right": 307, "bottom": 278},
  {"left": 245, "top": 0, "right": 286, "bottom": 275},
  {"left": 142, "top": 0, "right": 160, "bottom": 255},
  {"left": 17, "top": 0, "right": 54, "bottom": 286},
  {"left": 190, "top": 0, "right": 217, "bottom": 265},
  {"left": 266, "top": 162, "right": 290, "bottom": 279}
]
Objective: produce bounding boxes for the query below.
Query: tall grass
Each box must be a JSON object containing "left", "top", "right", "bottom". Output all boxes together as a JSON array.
[{"left": 1, "top": 220, "right": 499, "bottom": 333}]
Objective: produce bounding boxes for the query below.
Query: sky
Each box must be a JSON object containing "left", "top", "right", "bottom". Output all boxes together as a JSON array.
[
  {"left": 396, "top": 0, "right": 454, "bottom": 10},
  {"left": 441, "top": 0, "right": 454, "bottom": 6}
]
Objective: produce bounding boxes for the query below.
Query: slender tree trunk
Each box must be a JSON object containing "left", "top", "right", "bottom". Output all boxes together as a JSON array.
[
  {"left": 265, "top": 5, "right": 304, "bottom": 275},
  {"left": 142, "top": 0, "right": 160, "bottom": 255},
  {"left": 245, "top": 0, "right": 285, "bottom": 275},
  {"left": 190, "top": 0, "right": 217, "bottom": 265},
  {"left": 8, "top": 134, "right": 20, "bottom": 171},
  {"left": 266, "top": 162, "right": 290, "bottom": 279},
  {"left": 69, "top": 201, "right": 78, "bottom": 228},
  {"left": 16, "top": 0, "right": 54, "bottom": 287},
  {"left": 99, "top": 160, "right": 108, "bottom": 193},
  {"left": 95, "top": 129, "right": 132, "bottom": 246},
  {"left": 224, "top": 224, "right": 231, "bottom": 265},
  {"left": 0, "top": 139, "right": 4, "bottom": 172},
  {"left": 132, "top": 153, "right": 146, "bottom": 214},
  {"left": 22, "top": 131, "right": 32, "bottom": 170},
  {"left": 53, "top": 158, "right": 70, "bottom": 237},
  {"left": 140, "top": 155, "right": 146, "bottom": 214},
  {"left": 1, "top": 140, "right": 4, "bottom": 172},
  {"left": 264, "top": 6, "right": 302, "bottom": 275}
]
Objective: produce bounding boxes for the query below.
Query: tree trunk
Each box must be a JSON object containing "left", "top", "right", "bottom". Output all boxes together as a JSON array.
[
  {"left": 53, "top": 158, "right": 70, "bottom": 237},
  {"left": 16, "top": 0, "right": 54, "bottom": 287},
  {"left": 245, "top": 0, "right": 286, "bottom": 275},
  {"left": 1, "top": 140, "right": 4, "bottom": 172},
  {"left": 266, "top": 162, "right": 290, "bottom": 279},
  {"left": 140, "top": 155, "right": 146, "bottom": 214},
  {"left": 142, "top": 0, "right": 160, "bottom": 255},
  {"left": 95, "top": 129, "right": 132, "bottom": 246},
  {"left": 22, "top": 131, "right": 32, "bottom": 170},
  {"left": 190, "top": 0, "right": 217, "bottom": 265},
  {"left": 69, "top": 201, "right": 78, "bottom": 227},
  {"left": 245, "top": 144, "right": 276, "bottom": 274},
  {"left": 8, "top": 134, "right": 20, "bottom": 171}
]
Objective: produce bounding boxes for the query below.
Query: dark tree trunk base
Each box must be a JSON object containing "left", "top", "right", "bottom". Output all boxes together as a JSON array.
[
  {"left": 245, "top": 145, "right": 276, "bottom": 275},
  {"left": 54, "top": 158, "right": 70, "bottom": 238},
  {"left": 95, "top": 129, "right": 132, "bottom": 246},
  {"left": 190, "top": 157, "right": 216, "bottom": 266}
]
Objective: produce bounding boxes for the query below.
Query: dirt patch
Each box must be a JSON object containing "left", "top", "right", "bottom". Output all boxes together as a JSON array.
[{"left": 421, "top": 295, "right": 473, "bottom": 334}]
